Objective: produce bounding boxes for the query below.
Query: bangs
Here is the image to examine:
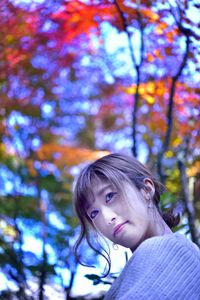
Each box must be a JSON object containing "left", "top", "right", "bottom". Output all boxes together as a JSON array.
[{"left": 74, "top": 162, "right": 131, "bottom": 217}]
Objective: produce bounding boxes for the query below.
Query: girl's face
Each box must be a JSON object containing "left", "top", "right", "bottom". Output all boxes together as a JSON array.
[{"left": 86, "top": 179, "right": 156, "bottom": 251}]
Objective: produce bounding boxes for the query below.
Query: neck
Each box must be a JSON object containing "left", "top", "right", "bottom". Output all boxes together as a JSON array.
[
  {"left": 130, "top": 209, "right": 173, "bottom": 253},
  {"left": 152, "top": 210, "right": 173, "bottom": 236}
]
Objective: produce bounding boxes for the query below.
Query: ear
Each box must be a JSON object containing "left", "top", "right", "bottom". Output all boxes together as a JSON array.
[{"left": 142, "top": 178, "right": 155, "bottom": 200}]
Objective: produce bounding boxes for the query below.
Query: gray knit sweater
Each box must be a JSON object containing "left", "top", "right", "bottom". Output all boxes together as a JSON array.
[{"left": 104, "top": 233, "right": 200, "bottom": 299}]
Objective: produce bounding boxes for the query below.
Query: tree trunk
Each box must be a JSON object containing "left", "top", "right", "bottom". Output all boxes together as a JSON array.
[{"left": 178, "top": 160, "right": 199, "bottom": 246}]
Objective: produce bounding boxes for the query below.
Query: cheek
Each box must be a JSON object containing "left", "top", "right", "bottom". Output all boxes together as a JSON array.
[
  {"left": 114, "top": 201, "right": 128, "bottom": 214},
  {"left": 127, "top": 203, "right": 148, "bottom": 221},
  {"left": 93, "top": 219, "right": 112, "bottom": 239},
  {"left": 93, "top": 218, "right": 105, "bottom": 233}
]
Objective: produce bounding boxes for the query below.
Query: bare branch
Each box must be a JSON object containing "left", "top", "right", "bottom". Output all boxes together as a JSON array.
[
  {"left": 114, "top": 0, "right": 145, "bottom": 157},
  {"left": 157, "top": 2, "right": 191, "bottom": 183},
  {"left": 113, "top": 0, "right": 137, "bottom": 68}
]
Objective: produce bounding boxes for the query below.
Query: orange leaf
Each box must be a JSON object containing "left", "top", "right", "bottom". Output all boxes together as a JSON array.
[
  {"left": 165, "top": 47, "right": 172, "bottom": 55},
  {"left": 154, "top": 49, "right": 163, "bottom": 59},
  {"left": 166, "top": 32, "right": 174, "bottom": 43},
  {"left": 147, "top": 53, "right": 154, "bottom": 62},
  {"left": 155, "top": 22, "right": 168, "bottom": 35}
]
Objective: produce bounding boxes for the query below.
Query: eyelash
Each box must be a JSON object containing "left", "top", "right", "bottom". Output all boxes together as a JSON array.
[
  {"left": 90, "top": 210, "right": 99, "bottom": 219},
  {"left": 105, "top": 192, "right": 117, "bottom": 203}
]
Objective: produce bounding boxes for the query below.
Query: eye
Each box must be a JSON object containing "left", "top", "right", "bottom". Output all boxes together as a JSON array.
[
  {"left": 90, "top": 210, "right": 99, "bottom": 219},
  {"left": 105, "top": 192, "right": 117, "bottom": 203}
]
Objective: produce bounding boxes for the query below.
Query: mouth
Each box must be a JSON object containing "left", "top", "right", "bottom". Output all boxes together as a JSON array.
[{"left": 113, "top": 221, "right": 128, "bottom": 236}]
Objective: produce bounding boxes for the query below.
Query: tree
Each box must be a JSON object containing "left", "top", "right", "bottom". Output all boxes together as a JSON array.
[{"left": 0, "top": 0, "right": 199, "bottom": 298}]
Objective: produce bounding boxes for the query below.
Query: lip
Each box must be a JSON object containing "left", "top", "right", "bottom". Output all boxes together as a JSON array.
[{"left": 113, "top": 221, "right": 128, "bottom": 236}]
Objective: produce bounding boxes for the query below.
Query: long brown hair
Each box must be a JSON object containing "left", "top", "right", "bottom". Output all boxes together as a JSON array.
[{"left": 73, "top": 153, "right": 179, "bottom": 276}]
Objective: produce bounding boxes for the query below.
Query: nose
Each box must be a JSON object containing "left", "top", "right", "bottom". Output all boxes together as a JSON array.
[
  {"left": 109, "top": 216, "right": 116, "bottom": 224},
  {"left": 102, "top": 207, "right": 117, "bottom": 224}
]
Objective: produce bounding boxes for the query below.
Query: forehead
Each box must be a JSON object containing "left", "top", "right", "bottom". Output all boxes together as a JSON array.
[{"left": 93, "top": 180, "right": 113, "bottom": 196}]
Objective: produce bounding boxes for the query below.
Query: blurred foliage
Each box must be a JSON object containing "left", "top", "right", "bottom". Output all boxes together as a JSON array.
[{"left": 0, "top": 0, "right": 199, "bottom": 299}]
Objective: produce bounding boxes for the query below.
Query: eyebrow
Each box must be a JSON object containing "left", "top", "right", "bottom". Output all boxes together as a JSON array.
[{"left": 96, "top": 184, "right": 113, "bottom": 198}]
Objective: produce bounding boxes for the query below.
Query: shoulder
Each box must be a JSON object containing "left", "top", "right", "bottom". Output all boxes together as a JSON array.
[
  {"left": 104, "top": 234, "right": 200, "bottom": 300},
  {"left": 127, "top": 232, "right": 200, "bottom": 272},
  {"left": 135, "top": 232, "right": 199, "bottom": 257}
]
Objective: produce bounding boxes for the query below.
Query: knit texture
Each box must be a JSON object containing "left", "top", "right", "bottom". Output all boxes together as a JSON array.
[{"left": 104, "top": 233, "right": 200, "bottom": 300}]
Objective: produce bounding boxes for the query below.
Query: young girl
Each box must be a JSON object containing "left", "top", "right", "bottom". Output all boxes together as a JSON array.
[{"left": 73, "top": 153, "right": 200, "bottom": 299}]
